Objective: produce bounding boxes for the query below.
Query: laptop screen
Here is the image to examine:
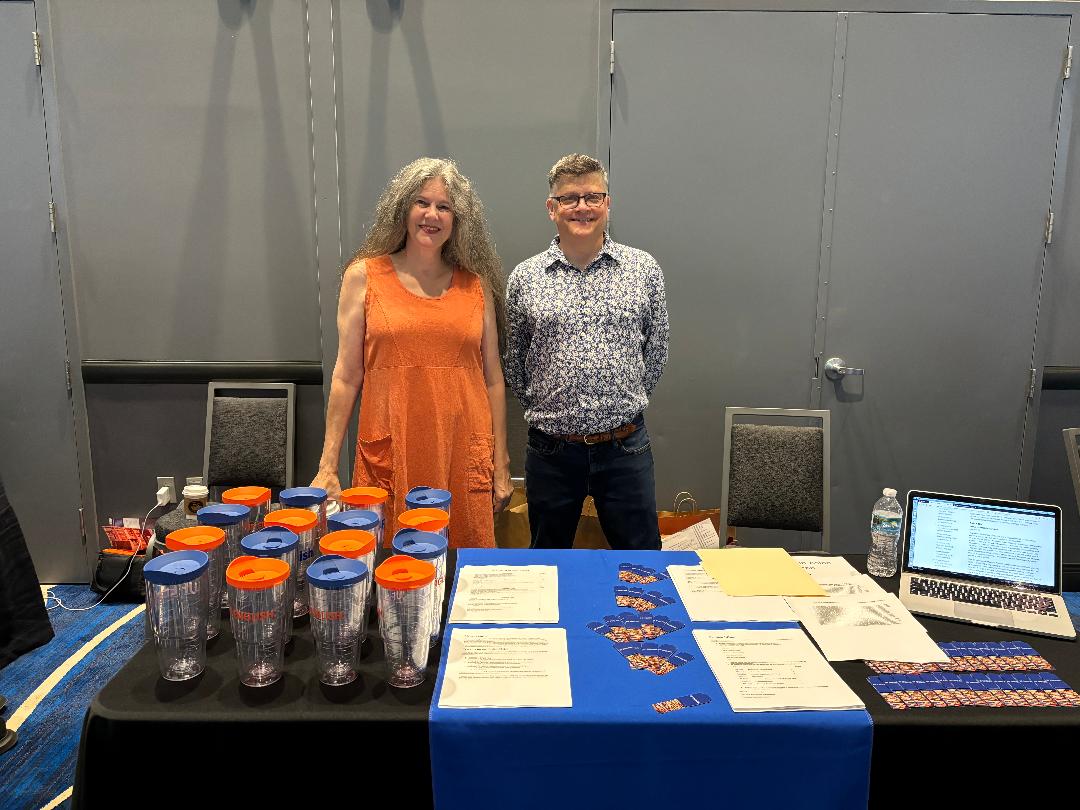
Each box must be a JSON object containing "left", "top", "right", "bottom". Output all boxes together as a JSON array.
[{"left": 904, "top": 492, "right": 1060, "bottom": 592}]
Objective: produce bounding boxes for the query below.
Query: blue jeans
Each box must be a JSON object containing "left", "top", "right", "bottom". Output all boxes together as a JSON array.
[{"left": 524, "top": 414, "right": 660, "bottom": 550}]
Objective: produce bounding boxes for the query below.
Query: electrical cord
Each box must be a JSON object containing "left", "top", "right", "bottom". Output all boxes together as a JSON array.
[{"left": 47, "top": 493, "right": 169, "bottom": 612}]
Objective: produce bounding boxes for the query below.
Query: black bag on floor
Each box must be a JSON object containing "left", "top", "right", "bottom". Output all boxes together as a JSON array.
[{"left": 90, "top": 551, "right": 147, "bottom": 602}]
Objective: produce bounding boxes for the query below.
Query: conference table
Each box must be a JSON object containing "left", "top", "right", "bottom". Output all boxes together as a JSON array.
[{"left": 73, "top": 551, "right": 1080, "bottom": 808}]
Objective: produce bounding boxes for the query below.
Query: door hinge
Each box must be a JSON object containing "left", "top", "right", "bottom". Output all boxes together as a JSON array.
[
  {"left": 49, "top": 201, "right": 56, "bottom": 233},
  {"left": 1028, "top": 368, "right": 1038, "bottom": 400},
  {"left": 79, "top": 507, "right": 86, "bottom": 541},
  {"left": 1045, "top": 211, "right": 1054, "bottom": 244},
  {"left": 65, "top": 359, "right": 73, "bottom": 395},
  {"left": 609, "top": 40, "right": 615, "bottom": 76},
  {"left": 33, "top": 30, "right": 41, "bottom": 67},
  {"left": 1065, "top": 45, "right": 1073, "bottom": 80}
]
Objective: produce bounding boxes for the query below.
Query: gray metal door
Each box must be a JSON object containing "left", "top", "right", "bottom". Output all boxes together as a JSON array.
[
  {"left": 608, "top": 10, "right": 838, "bottom": 509},
  {"left": 0, "top": 2, "right": 88, "bottom": 581},
  {"left": 819, "top": 13, "right": 1070, "bottom": 550}
]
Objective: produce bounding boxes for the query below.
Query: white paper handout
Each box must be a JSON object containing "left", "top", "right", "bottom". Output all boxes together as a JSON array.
[
  {"left": 693, "top": 628, "right": 864, "bottom": 712},
  {"left": 669, "top": 564, "right": 797, "bottom": 622},
  {"left": 784, "top": 592, "right": 948, "bottom": 663},
  {"left": 661, "top": 518, "right": 721, "bottom": 551},
  {"left": 791, "top": 555, "right": 861, "bottom": 582},
  {"left": 448, "top": 565, "right": 559, "bottom": 624},
  {"left": 438, "top": 628, "right": 572, "bottom": 708}
]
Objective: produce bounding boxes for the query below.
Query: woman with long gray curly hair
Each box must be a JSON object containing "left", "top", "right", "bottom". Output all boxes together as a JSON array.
[{"left": 312, "top": 158, "right": 512, "bottom": 548}]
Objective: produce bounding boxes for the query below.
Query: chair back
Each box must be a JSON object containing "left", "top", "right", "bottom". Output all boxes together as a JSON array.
[
  {"left": 203, "top": 382, "right": 295, "bottom": 497},
  {"left": 1064, "top": 428, "right": 1080, "bottom": 518},
  {"left": 720, "top": 407, "right": 831, "bottom": 551}
]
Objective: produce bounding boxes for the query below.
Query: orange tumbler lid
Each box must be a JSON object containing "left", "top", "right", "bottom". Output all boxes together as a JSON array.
[
  {"left": 374, "top": 554, "right": 435, "bottom": 590},
  {"left": 398, "top": 508, "right": 449, "bottom": 532},
  {"left": 226, "top": 555, "right": 290, "bottom": 589},
  {"left": 263, "top": 508, "right": 318, "bottom": 533},
  {"left": 165, "top": 525, "right": 226, "bottom": 552},
  {"left": 222, "top": 486, "right": 271, "bottom": 507},
  {"left": 320, "top": 529, "right": 376, "bottom": 559},
  {"left": 340, "top": 486, "right": 389, "bottom": 507}
]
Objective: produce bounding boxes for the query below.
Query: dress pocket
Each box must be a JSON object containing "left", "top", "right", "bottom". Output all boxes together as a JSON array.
[
  {"left": 466, "top": 432, "right": 495, "bottom": 493},
  {"left": 356, "top": 433, "right": 394, "bottom": 493}
]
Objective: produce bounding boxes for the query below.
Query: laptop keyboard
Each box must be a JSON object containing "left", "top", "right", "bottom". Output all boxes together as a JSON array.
[{"left": 910, "top": 577, "right": 1058, "bottom": 616}]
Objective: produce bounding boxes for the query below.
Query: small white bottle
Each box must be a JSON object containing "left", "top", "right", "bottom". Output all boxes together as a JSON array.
[{"left": 867, "top": 488, "right": 903, "bottom": 577}]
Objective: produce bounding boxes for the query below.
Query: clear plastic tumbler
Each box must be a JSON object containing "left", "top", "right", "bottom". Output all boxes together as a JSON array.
[
  {"left": 328, "top": 508, "right": 382, "bottom": 547},
  {"left": 404, "top": 487, "right": 451, "bottom": 543},
  {"left": 279, "top": 486, "right": 329, "bottom": 549},
  {"left": 391, "top": 529, "right": 449, "bottom": 645},
  {"left": 226, "top": 555, "right": 291, "bottom": 687},
  {"left": 144, "top": 550, "right": 211, "bottom": 681},
  {"left": 307, "top": 555, "right": 369, "bottom": 686},
  {"left": 164, "top": 526, "right": 226, "bottom": 640},
  {"left": 240, "top": 528, "right": 299, "bottom": 640},
  {"left": 340, "top": 487, "right": 388, "bottom": 540},
  {"left": 397, "top": 508, "right": 449, "bottom": 541},
  {"left": 319, "top": 529, "right": 377, "bottom": 643},
  {"left": 263, "top": 508, "right": 318, "bottom": 618},
  {"left": 222, "top": 486, "right": 271, "bottom": 532},
  {"left": 374, "top": 555, "right": 436, "bottom": 688},
  {"left": 197, "top": 503, "right": 251, "bottom": 610}
]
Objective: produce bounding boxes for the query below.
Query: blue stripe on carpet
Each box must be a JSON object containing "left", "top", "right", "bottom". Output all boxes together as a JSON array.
[{"left": 0, "top": 587, "right": 145, "bottom": 810}]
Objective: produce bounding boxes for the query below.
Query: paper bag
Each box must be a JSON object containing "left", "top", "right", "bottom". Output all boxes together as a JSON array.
[{"left": 495, "top": 489, "right": 611, "bottom": 549}]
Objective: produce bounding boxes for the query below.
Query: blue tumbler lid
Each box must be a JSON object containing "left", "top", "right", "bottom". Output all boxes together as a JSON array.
[
  {"left": 197, "top": 503, "right": 251, "bottom": 526},
  {"left": 327, "top": 509, "right": 380, "bottom": 533},
  {"left": 240, "top": 527, "right": 299, "bottom": 557},
  {"left": 278, "top": 487, "right": 328, "bottom": 508},
  {"left": 307, "top": 555, "right": 368, "bottom": 590},
  {"left": 143, "top": 550, "right": 209, "bottom": 585},
  {"left": 392, "top": 529, "right": 448, "bottom": 560},
  {"left": 405, "top": 486, "right": 452, "bottom": 510}
]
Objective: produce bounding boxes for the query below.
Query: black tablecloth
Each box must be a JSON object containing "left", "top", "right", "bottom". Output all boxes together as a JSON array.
[{"left": 74, "top": 553, "right": 1079, "bottom": 808}]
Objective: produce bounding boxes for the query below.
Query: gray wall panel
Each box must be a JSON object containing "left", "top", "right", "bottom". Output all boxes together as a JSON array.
[
  {"left": 85, "top": 382, "right": 325, "bottom": 523},
  {"left": 50, "top": 0, "right": 320, "bottom": 362},
  {"left": 333, "top": 1, "right": 599, "bottom": 474}
]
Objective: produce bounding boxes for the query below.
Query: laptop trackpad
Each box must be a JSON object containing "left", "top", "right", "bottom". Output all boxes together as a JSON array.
[{"left": 954, "top": 603, "right": 1015, "bottom": 626}]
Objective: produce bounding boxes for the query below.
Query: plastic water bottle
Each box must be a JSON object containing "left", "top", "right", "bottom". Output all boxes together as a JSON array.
[{"left": 867, "top": 488, "right": 903, "bottom": 577}]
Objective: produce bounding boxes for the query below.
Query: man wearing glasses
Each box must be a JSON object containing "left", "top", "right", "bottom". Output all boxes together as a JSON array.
[{"left": 504, "top": 153, "right": 669, "bottom": 550}]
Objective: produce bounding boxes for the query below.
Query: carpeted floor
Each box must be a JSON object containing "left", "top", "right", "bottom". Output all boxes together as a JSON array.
[{"left": 0, "top": 587, "right": 145, "bottom": 810}]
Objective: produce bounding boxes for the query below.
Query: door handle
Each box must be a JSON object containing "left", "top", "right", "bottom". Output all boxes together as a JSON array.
[{"left": 824, "top": 357, "right": 864, "bottom": 381}]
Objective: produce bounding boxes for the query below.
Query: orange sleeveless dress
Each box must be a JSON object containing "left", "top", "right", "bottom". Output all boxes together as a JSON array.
[{"left": 352, "top": 255, "right": 495, "bottom": 548}]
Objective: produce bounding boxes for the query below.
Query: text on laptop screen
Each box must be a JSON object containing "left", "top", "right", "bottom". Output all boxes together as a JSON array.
[{"left": 906, "top": 497, "right": 1057, "bottom": 588}]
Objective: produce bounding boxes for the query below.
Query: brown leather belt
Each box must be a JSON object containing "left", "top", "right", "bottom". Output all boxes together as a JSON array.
[{"left": 560, "top": 423, "right": 637, "bottom": 445}]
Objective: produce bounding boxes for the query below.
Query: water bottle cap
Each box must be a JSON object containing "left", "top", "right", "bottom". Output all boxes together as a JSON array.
[
  {"left": 165, "top": 525, "right": 225, "bottom": 552},
  {"left": 222, "top": 486, "right": 271, "bottom": 507},
  {"left": 263, "top": 508, "right": 318, "bottom": 533},
  {"left": 307, "top": 555, "right": 368, "bottom": 589},
  {"left": 278, "top": 487, "right": 327, "bottom": 507},
  {"left": 144, "top": 550, "right": 210, "bottom": 585},
  {"left": 392, "top": 529, "right": 448, "bottom": 560},
  {"left": 241, "top": 527, "right": 299, "bottom": 557},
  {"left": 883, "top": 488, "right": 897, "bottom": 498},
  {"left": 340, "top": 486, "right": 389, "bottom": 507},
  {"left": 226, "top": 555, "right": 290, "bottom": 590},
  {"left": 405, "top": 486, "right": 452, "bottom": 509},
  {"left": 327, "top": 509, "right": 381, "bottom": 533},
  {"left": 320, "top": 529, "right": 377, "bottom": 559},
  {"left": 397, "top": 508, "right": 449, "bottom": 533},
  {"left": 374, "top": 555, "right": 436, "bottom": 590},
  {"left": 197, "top": 503, "right": 251, "bottom": 526}
]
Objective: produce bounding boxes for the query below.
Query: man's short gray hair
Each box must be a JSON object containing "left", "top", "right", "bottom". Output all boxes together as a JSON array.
[{"left": 547, "top": 153, "right": 608, "bottom": 190}]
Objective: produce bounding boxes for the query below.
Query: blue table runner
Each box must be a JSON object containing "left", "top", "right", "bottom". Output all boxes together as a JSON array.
[{"left": 430, "top": 549, "right": 872, "bottom": 809}]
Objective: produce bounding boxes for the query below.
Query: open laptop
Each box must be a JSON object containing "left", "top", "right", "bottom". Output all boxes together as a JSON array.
[{"left": 899, "top": 490, "right": 1076, "bottom": 640}]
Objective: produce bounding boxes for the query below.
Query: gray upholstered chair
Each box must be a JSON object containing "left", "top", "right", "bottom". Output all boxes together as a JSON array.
[
  {"left": 1064, "top": 428, "right": 1080, "bottom": 517},
  {"left": 202, "top": 382, "right": 295, "bottom": 501},
  {"left": 720, "top": 407, "right": 831, "bottom": 552}
]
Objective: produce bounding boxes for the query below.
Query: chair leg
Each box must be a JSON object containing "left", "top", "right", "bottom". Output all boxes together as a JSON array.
[{"left": 0, "top": 698, "right": 15, "bottom": 755}]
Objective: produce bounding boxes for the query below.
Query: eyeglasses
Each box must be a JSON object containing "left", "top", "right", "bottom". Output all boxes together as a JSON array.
[{"left": 548, "top": 192, "right": 609, "bottom": 209}]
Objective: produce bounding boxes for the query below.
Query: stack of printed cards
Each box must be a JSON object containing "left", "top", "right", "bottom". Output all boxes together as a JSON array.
[
  {"left": 617, "top": 563, "right": 671, "bottom": 585},
  {"left": 586, "top": 612, "right": 685, "bottom": 643},
  {"left": 652, "top": 693, "right": 713, "bottom": 714},
  {"left": 869, "top": 672, "right": 1080, "bottom": 709},
  {"left": 614, "top": 585, "right": 676, "bottom": 613},
  {"left": 612, "top": 641, "right": 695, "bottom": 676},
  {"left": 866, "top": 641, "right": 1053, "bottom": 674}
]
